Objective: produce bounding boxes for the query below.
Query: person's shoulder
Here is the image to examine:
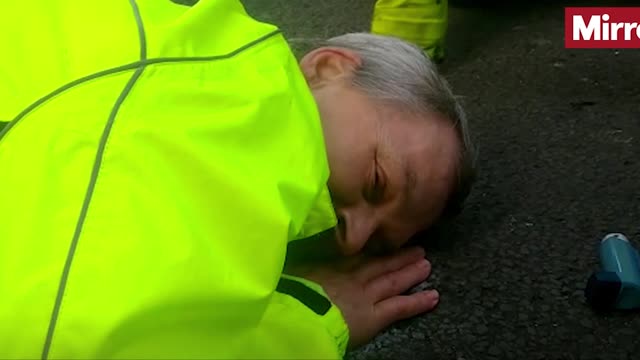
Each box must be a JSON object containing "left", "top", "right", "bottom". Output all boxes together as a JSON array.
[{"left": 143, "top": 0, "right": 284, "bottom": 60}]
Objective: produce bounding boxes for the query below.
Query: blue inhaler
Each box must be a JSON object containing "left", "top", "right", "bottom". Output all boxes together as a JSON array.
[{"left": 585, "top": 233, "right": 640, "bottom": 311}]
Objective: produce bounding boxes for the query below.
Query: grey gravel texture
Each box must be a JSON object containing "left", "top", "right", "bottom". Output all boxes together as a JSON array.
[{"left": 238, "top": 0, "right": 640, "bottom": 359}]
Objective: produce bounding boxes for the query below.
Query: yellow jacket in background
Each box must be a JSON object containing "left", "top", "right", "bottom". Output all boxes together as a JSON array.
[{"left": 372, "top": 0, "right": 448, "bottom": 62}]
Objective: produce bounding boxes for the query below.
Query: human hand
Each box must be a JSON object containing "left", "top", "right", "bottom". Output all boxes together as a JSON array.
[{"left": 285, "top": 246, "right": 439, "bottom": 349}]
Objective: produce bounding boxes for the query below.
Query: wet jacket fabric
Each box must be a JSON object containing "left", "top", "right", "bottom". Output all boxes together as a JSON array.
[{"left": 0, "top": 0, "right": 348, "bottom": 358}]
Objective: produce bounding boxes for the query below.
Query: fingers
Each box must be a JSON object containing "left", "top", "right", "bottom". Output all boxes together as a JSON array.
[
  {"left": 358, "top": 246, "right": 426, "bottom": 281},
  {"left": 374, "top": 290, "right": 440, "bottom": 328},
  {"left": 367, "top": 258, "right": 432, "bottom": 300}
]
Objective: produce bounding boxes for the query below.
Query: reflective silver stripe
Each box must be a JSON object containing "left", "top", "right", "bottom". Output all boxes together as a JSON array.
[
  {"left": 0, "top": 34, "right": 281, "bottom": 143},
  {"left": 41, "top": 0, "right": 147, "bottom": 358},
  {"left": 35, "top": 3, "right": 282, "bottom": 358}
]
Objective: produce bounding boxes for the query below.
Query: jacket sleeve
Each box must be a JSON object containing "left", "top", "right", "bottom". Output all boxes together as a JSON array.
[
  {"left": 93, "top": 275, "right": 349, "bottom": 359},
  {"left": 87, "top": 61, "right": 350, "bottom": 360}
]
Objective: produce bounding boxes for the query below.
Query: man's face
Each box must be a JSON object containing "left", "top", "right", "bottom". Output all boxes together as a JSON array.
[{"left": 300, "top": 47, "right": 461, "bottom": 256}]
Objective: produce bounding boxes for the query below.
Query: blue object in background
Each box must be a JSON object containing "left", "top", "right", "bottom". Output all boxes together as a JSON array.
[{"left": 585, "top": 233, "right": 640, "bottom": 311}]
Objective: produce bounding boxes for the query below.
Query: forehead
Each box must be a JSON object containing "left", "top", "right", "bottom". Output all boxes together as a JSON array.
[{"left": 379, "top": 108, "right": 460, "bottom": 229}]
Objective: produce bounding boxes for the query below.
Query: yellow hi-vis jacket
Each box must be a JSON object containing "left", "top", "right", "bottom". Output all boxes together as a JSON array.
[
  {"left": 0, "top": 0, "right": 349, "bottom": 358},
  {"left": 372, "top": 0, "right": 448, "bottom": 61}
]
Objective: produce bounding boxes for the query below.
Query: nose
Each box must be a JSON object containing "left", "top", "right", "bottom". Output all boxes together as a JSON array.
[{"left": 335, "top": 207, "right": 377, "bottom": 256}]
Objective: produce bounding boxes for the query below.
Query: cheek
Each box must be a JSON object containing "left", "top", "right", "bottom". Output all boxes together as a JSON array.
[
  {"left": 321, "top": 114, "right": 363, "bottom": 194},
  {"left": 323, "top": 130, "right": 351, "bottom": 196},
  {"left": 326, "top": 155, "right": 358, "bottom": 207},
  {"left": 325, "top": 142, "right": 372, "bottom": 209},
  {"left": 315, "top": 90, "right": 376, "bottom": 205}
]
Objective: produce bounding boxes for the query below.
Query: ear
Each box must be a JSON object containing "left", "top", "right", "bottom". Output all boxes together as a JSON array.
[{"left": 299, "top": 47, "right": 362, "bottom": 89}]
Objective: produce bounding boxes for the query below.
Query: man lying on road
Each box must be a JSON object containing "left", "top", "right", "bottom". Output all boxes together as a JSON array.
[{"left": 0, "top": 0, "right": 475, "bottom": 358}]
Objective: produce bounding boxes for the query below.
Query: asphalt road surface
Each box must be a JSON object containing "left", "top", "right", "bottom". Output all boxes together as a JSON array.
[{"left": 238, "top": 1, "right": 640, "bottom": 359}]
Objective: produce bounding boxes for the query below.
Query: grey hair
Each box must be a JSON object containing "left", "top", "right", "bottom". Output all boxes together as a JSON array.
[{"left": 321, "top": 32, "right": 477, "bottom": 222}]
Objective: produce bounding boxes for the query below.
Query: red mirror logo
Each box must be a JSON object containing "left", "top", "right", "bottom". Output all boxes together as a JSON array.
[{"left": 565, "top": 7, "right": 640, "bottom": 48}]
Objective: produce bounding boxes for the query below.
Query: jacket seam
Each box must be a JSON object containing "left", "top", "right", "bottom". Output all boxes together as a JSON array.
[
  {"left": 40, "top": 0, "right": 148, "bottom": 358},
  {"left": 0, "top": 30, "right": 283, "bottom": 145}
]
